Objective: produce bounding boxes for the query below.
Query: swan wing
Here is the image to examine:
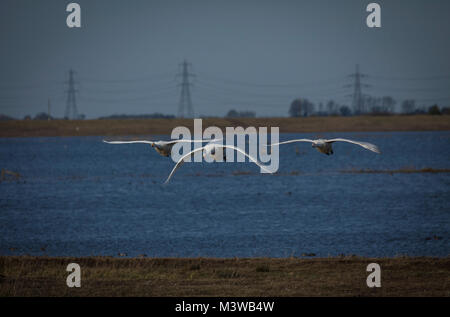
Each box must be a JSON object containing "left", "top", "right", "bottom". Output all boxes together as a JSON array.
[
  {"left": 164, "top": 138, "right": 223, "bottom": 145},
  {"left": 326, "top": 138, "right": 381, "bottom": 154},
  {"left": 103, "top": 140, "right": 154, "bottom": 145},
  {"left": 270, "top": 139, "right": 315, "bottom": 147},
  {"left": 164, "top": 147, "right": 206, "bottom": 184},
  {"left": 217, "top": 144, "right": 272, "bottom": 174}
]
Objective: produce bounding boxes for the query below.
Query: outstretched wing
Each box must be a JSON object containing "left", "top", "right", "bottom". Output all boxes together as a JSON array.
[
  {"left": 218, "top": 145, "right": 272, "bottom": 174},
  {"left": 326, "top": 138, "right": 381, "bottom": 154},
  {"left": 164, "top": 147, "right": 206, "bottom": 184},
  {"left": 270, "top": 139, "right": 315, "bottom": 147},
  {"left": 104, "top": 139, "right": 222, "bottom": 146},
  {"left": 164, "top": 144, "right": 272, "bottom": 184},
  {"left": 164, "top": 138, "right": 223, "bottom": 145},
  {"left": 103, "top": 140, "right": 154, "bottom": 145}
]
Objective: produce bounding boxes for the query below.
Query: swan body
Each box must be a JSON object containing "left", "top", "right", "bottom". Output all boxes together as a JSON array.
[{"left": 271, "top": 138, "right": 380, "bottom": 155}]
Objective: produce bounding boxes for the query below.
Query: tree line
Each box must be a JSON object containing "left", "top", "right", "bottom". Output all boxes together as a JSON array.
[
  {"left": 1, "top": 97, "right": 448, "bottom": 121},
  {"left": 288, "top": 97, "right": 449, "bottom": 117}
]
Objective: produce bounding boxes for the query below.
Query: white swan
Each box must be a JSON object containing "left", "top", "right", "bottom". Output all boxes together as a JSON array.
[
  {"left": 271, "top": 138, "right": 380, "bottom": 155},
  {"left": 164, "top": 143, "right": 271, "bottom": 184},
  {"left": 103, "top": 138, "right": 221, "bottom": 157}
]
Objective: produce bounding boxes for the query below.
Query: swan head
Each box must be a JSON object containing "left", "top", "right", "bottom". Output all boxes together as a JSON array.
[{"left": 202, "top": 144, "right": 215, "bottom": 159}]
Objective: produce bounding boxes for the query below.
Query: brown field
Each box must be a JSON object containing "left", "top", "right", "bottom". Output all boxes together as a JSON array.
[
  {"left": 0, "top": 256, "right": 449, "bottom": 296},
  {"left": 0, "top": 115, "right": 449, "bottom": 137}
]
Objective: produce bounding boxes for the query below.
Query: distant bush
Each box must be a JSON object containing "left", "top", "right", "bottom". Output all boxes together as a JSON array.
[
  {"left": 34, "top": 112, "right": 53, "bottom": 120},
  {"left": 289, "top": 98, "right": 315, "bottom": 117},
  {"left": 428, "top": 105, "right": 441, "bottom": 115},
  {"left": 339, "top": 106, "right": 352, "bottom": 116},
  {"left": 441, "top": 107, "right": 450, "bottom": 115},
  {"left": 98, "top": 113, "right": 175, "bottom": 119},
  {"left": 0, "top": 114, "right": 15, "bottom": 121},
  {"left": 225, "top": 109, "right": 256, "bottom": 118}
]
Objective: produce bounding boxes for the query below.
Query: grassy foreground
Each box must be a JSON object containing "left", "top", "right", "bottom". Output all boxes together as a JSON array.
[
  {"left": 0, "top": 115, "right": 449, "bottom": 137},
  {"left": 1, "top": 256, "right": 449, "bottom": 296}
]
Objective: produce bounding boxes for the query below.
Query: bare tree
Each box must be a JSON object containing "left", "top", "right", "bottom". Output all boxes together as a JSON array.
[
  {"left": 289, "top": 98, "right": 315, "bottom": 117},
  {"left": 326, "top": 100, "right": 338, "bottom": 116},
  {"left": 289, "top": 99, "right": 302, "bottom": 117},
  {"left": 365, "top": 95, "right": 395, "bottom": 114},
  {"left": 401, "top": 100, "right": 416, "bottom": 114},
  {"left": 339, "top": 105, "right": 352, "bottom": 116},
  {"left": 381, "top": 96, "right": 396, "bottom": 113}
]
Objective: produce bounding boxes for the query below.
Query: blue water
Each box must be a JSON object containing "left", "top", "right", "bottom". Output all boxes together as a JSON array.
[{"left": 0, "top": 131, "right": 449, "bottom": 257}]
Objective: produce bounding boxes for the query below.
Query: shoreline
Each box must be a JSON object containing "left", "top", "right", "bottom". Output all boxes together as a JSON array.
[
  {"left": 1, "top": 255, "right": 449, "bottom": 296},
  {"left": 0, "top": 115, "right": 449, "bottom": 137}
]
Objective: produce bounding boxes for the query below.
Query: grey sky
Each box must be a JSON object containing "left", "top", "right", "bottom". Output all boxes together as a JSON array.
[{"left": 1, "top": 0, "right": 449, "bottom": 118}]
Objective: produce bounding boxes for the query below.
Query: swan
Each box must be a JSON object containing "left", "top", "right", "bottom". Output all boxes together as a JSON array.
[{"left": 271, "top": 138, "right": 380, "bottom": 155}]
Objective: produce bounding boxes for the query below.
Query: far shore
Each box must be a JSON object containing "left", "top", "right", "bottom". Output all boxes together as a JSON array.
[{"left": 0, "top": 115, "right": 449, "bottom": 137}]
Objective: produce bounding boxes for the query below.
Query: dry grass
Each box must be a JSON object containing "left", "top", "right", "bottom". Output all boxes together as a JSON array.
[
  {"left": 1, "top": 256, "right": 449, "bottom": 297},
  {"left": 0, "top": 115, "right": 449, "bottom": 137}
]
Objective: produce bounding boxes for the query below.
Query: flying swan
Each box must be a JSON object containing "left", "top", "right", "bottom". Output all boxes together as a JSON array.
[
  {"left": 270, "top": 138, "right": 380, "bottom": 155},
  {"left": 164, "top": 143, "right": 271, "bottom": 184}
]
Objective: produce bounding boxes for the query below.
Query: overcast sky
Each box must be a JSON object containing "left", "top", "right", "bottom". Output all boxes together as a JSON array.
[{"left": 1, "top": 0, "right": 449, "bottom": 118}]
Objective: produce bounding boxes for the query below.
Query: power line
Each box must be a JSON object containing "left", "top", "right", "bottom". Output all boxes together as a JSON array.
[
  {"left": 1, "top": 66, "right": 449, "bottom": 118},
  {"left": 196, "top": 78, "right": 348, "bottom": 99},
  {"left": 369, "top": 74, "right": 450, "bottom": 81},
  {"left": 79, "top": 72, "right": 174, "bottom": 83},
  {"left": 198, "top": 73, "right": 345, "bottom": 88},
  {"left": 79, "top": 84, "right": 178, "bottom": 97}
]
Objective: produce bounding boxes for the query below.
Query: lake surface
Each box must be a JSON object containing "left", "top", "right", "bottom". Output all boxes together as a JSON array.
[{"left": 0, "top": 131, "right": 449, "bottom": 257}]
